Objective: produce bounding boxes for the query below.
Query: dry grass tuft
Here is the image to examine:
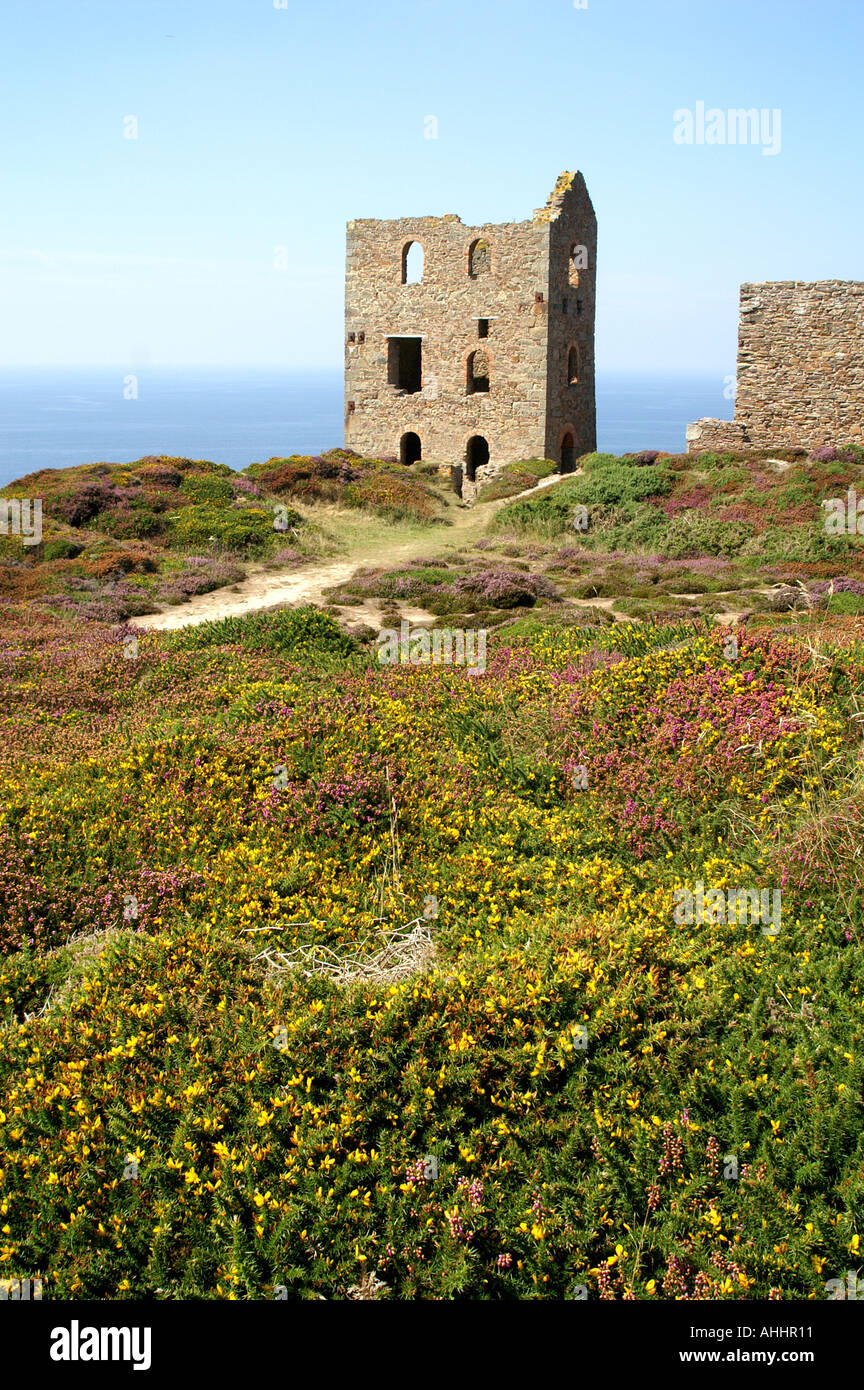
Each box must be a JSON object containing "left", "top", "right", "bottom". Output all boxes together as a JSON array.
[{"left": 255, "top": 916, "right": 436, "bottom": 987}]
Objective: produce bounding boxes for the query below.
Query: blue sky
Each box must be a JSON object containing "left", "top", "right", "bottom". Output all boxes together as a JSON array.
[{"left": 1, "top": 0, "right": 861, "bottom": 372}]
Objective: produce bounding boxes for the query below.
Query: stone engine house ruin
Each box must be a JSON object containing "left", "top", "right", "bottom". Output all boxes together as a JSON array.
[
  {"left": 688, "top": 280, "right": 864, "bottom": 454},
  {"left": 344, "top": 171, "right": 596, "bottom": 497}
]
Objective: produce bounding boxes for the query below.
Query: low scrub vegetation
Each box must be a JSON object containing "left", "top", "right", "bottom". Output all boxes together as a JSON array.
[
  {"left": 246, "top": 449, "right": 448, "bottom": 525},
  {"left": 2, "top": 444, "right": 864, "bottom": 1302}
]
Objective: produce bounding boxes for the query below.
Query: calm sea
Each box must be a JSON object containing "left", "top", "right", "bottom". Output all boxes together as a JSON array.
[{"left": 0, "top": 367, "right": 733, "bottom": 488}]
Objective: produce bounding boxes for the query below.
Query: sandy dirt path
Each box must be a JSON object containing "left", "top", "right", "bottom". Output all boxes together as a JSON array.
[{"left": 131, "top": 472, "right": 569, "bottom": 632}]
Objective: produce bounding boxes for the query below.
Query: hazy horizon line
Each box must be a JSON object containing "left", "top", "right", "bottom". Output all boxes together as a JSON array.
[{"left": 0, "top": 363, "right": 733, "bottom": 376}]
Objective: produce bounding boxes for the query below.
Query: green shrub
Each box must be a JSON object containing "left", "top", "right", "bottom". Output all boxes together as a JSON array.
[
  {"left": 168, "top": 504, "right": 288, "bottom": 552},
  {"left": 42, "top": 538, "right": 83, "bottom": 561},
  {"left": 167, "top": 605, "right": 357, "bottom": 659},
  {"left": 571, "top": 576, "right": 630, "bottom": 599},
  {"left": 180, "top": 473, "right": 235, "bottom": 506},
  {"left": 741, "top": 524, "right": 857, "bottom": 565},
  {"left": 99, "top": 508, "right": 166, "bottom": 541},
  {"left": 578, "top": 452, "right": 624, "bottom": 470},
  {"left": 826, "top": 591, "right": 864, "bottom": 614},
  {"left": 496, "top": 456, "right": 671, "bottom": 534},
  {"left": 566, "top": 458, "right": 672, "bottom": 508},
  {"left": 496, "top": 481, "right": 592, "bottom": 535},
  {"left": 674, "top": 451, "right": 741, "bottom": 470},
  {"left": 343, "top": 473, "right": 445, "bottom": 525},
  {"left": 660, "top": 514, "right": 754, "bottom": 559},
  {"left": 771, "top": 480, "right": 818, "bottom": 508},
  {"left": 475, "top": 460, "right": 557, "bottom": 504},
  {"left": 397, "top": 566, "right": 452, "bottom": 586},
  {"left": 656, "top": 573, "right": 725, "bottom": 594}
]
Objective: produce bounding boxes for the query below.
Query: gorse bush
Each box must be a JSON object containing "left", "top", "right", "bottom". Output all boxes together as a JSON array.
[
  {"left": 1, "top": 612, "right": 862, "bottom": 1300},
  {"left": 167, "top": 604, "right": 358, "bottom": 659},
  {"left": 245, "top": 451, "right": 446, "bottom": 525},
  {"left": 4, "top": 445, "right": 864, "bottom": 1303},
  {"left": 660, "top": 513, "right": 755, "bottom": 559},
  {"left": 497, "top": 455, "right": 671, "bottom": 535},
  {"left": 179, "top": 473, "right": 236, "bottom": 507},
  {"left": 244, "top": 453, "right": 356, "bottom": 502},
  {"left": 342, "top": 472, "right": 445, "bottom": 524},
  {"left": 167, "top": 504, "right": 284, "bottom": 552},
  {"left": 566, "top": 455, "right": 673, "bottom": 507},
  {"left": 41, "top": 538, "right": 83, "bottom": 562}
]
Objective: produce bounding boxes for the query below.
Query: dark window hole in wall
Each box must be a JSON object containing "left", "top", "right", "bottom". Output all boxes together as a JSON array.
[
  {"left": 467, "top": 349, "right": 490, "bottom": 395},
  {"left": 388, "top": 337, "right": 422, "bottom": 394}
]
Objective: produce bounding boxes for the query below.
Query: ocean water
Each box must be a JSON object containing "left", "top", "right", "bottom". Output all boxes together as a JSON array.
[{"left": 0, "top": 367, "right": 733, "bottom": 488}]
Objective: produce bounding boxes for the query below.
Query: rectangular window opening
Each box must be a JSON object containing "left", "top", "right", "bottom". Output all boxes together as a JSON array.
[
  {"left": 477, "top": 318, "right": 489, "bottom": 338},
  {"left": 387, "top": 337, "right": 422, "bottom": 394}
]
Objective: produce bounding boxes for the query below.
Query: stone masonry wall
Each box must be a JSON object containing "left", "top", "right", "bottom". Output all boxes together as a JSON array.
[
  {"left": 735, "top": 281, "right": 864, "bottom": 449},
  {"left": 685, "top": 419, "right": 749, "bottom": 453},
  {"left": 344, "top": 173, "right": 597, "bottom": 487},
  {"left": 544, "top": 173, "right": 597, "bottom": 463},
  {"left": 345, "top": 215, "right": 549, "bottom": 471},
  {"left": 689, "top": 281, "right": 864, "bottom": 454}
]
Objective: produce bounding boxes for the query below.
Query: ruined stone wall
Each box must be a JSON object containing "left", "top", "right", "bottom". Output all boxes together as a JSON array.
[
  {"left": 543, "top": 172, "right": 597, "bottom": 463},
  {"left": 685, "top": 418, "right": 748, "bottom": 454},
  {"left": 344, "top": 212, "right": 550, "bottom": 470},
  {"left": 734, "top": 281, "right": 864, "bottom": 449}
]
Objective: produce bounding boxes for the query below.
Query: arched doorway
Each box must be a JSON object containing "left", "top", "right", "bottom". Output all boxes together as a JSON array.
[
  {"left": 465, "top": 435, "right": 489, "bottom": 482},
  {"left": 560, "top": 431, "right": 576, "bottom": 473},
  {"left": 400, "top": 431, "right": 422, "bottom": 465}
]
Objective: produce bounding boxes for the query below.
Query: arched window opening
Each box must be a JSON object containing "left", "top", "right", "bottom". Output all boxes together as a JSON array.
[
  {"left": 569, "top": 241, "right": 587, "bottom": 288},
  {"left": 465, "top": 435, "right": 489, "bottom": 482},
  {"left": 468, "top": 238, "right": 490, "bottom": 278},
  {"left": 560, "top": 432, "right": 576, "bottom": 473},
  {"left": 400, "top": 432, "right": 422, "bottom": 465},
  {"left": 402, "top": 241, "right": 424, "bottom": 284},
  {"left": 467, "top": 349, "right": 490, "bottom": 395},
  {"left": 567, "top": 344, "right": 580, "bottom": 385}
]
